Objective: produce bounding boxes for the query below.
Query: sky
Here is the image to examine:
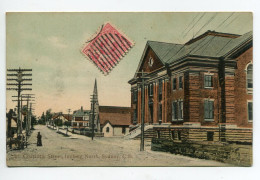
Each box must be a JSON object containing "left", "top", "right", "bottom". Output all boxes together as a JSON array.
[{"left": 6, "top": 12, "right": 252, "bottom": 117}]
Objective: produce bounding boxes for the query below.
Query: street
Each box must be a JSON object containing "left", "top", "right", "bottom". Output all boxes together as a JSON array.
[{"left": 6, "top": 125, "right": 231, "bottom": 166}]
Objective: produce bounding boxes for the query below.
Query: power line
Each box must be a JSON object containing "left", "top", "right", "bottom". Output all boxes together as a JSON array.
[
  {"left": 182, "top": 13, "right": 201, "bottom": 36},
  {"left": 183, "top": 12, "right": 206, "bottom": 39},
  {"left": 163, "top": 13, "right": 207, "bottom": 63},
  {"left": 160, "top": 13, "right": 201, "bottom": 61},
  {"left": 215, "top": 12, "right": 235, "bottom": 30},
  {"left": 194, "top": 13, "right": 238, "bottom": 55},
  {"left": 193, "top": 13, "right": 218, "bottom": 38},
  {"left": 221, "top": 14, "right": 240, "bottom": 29},
  {"left": 165, "top": 12, "right": 240, "bottom": 63}
]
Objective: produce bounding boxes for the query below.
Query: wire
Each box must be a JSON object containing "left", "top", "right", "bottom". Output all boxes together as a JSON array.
[
  {"left": 215, "top": 12, "right": 235, "bottom": 30},
  {"left": 183, "top": 13, "right": 206, "bottom": 39},
  {"left": 193, "top": 13, "right": 218, "bottom": 38},
  {"left": 164, "top": 12, "right": 242, "bottom": 64},
  {"left": 190, "top": 13, "right": 237, "bottom": 56},
  {"left": 182, "top": 13, "right": 201, "bottom": 36}
]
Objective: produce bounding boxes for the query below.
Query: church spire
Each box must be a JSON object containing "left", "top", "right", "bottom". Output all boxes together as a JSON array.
[{"left": 93, "top": 78, "right": 98, "bottom": 98}]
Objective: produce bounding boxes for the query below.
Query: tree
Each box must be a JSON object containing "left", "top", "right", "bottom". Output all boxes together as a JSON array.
[
  {"left": 39, "top": 112, "right": 45, "bottom": 125},
  {"left": 64, "top": 121, "right": 71, "bottom": 135},
  {"left": 46, "top": 109, "right": 52, "bottom": 124},
  {"left": 54, "top": 118, "right": 63, "bottom": 131},
  {"left": 31, "top": 115, "right": 36, "bottom": 129},
  {"left": 6, "top": 109, "right": 14, "bottom": 138}
]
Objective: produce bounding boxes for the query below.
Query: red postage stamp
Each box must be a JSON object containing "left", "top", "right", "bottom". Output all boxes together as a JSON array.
[{"left": 81, "top": 23, "right": 134, "bottom": 75}]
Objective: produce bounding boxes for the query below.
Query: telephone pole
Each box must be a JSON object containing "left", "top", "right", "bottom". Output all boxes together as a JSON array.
[
  {"left": 90, "top": 94, "right": 96, "bottom": 140},
  {"left": 7, "top": 68, "right": 32, "bottom": 141},
  {"left": 23, "top": 94, "right": 35, "bottom": 135},
  {"left": 67, "top": 109, "right": 71, "bottom": 135},
  {"left": 137, "top": 71, "right": 149, "bottom": 152}
]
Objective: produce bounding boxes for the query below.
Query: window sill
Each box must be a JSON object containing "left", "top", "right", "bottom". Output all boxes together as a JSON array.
[
  {"left": 172, "top": 119, "right": 183, "bottom": 122},
  {"left": 248, "top": 120, "right": 253, "bottom": 123},
  {"left": 204, "top": 119, "right": 214, "bottom": 122},
  {"left": 247, "top": 89, "right": 253, "bottom": 94},
  {"left": 204, "top": 87, "right": 213, "bottom": 89}
]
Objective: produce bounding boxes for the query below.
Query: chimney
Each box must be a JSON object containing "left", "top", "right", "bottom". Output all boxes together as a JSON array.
[{"left": 81, "top": 106, "right": 83, "bottom": 112}]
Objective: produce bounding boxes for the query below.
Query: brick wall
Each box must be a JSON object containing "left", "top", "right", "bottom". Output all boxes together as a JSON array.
[
  {"left": 151, "top": 138, "right": 252, "bottom": 166},
  {"left": 153, "top": 127, "right": 252, "bottom": 144},
  {"left": 130, "top": 45, "right": 253, "bottom": 130},
  {"left": 234, "top": 47, "right": 253, "bottom": 127}
]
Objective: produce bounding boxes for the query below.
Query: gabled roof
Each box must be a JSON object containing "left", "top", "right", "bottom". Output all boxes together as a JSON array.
[
  {"left": 132, "top": 30, "right": 252, "bottom": 80},
  {"left": 62, "top": 114, "right": 73, "bottom": 121},
  {"left": 52, "top": 113, "right": 61, "bottom": 119},
  {"left": 73, "top": 109, "right": 90, "bottom": 117},
  {"left": 99, "top": 106, "right": 132, "bottom": 126},
  {"left": 148, "top": 31, "right": 252, "bottom": 65},
  {"left": 102, "top": 119, "right": 131, "bottom": 127}
]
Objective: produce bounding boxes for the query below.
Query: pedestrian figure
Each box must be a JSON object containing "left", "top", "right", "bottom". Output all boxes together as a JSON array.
[{"left": 37, "top": 132, "right": 42, "bottom": 146}]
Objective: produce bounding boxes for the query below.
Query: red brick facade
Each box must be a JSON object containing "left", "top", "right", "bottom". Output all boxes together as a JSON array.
[{"left": 129, "top": 31, "right": 253, "bottom": 143}]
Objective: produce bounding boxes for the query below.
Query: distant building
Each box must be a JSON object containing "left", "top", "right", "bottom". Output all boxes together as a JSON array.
[
  {"left": 71, "top": 107, "right": 90, "bottom": 129},
  {"left": 99, "top": 106, "right": 132, "bottom": 137},
  {"left": 128, "top": 30, "right": 253, "bottom": 143},
  {"left": 6, "top": 109, "right": 17, "bottom": 138}
]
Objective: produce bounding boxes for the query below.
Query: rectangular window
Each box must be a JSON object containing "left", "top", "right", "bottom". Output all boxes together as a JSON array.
[
  {"left": 177, "top": 131, "right": 182, "bottom": 140},
  {"left": 133, "top": 90, "right": 137, "bottom": 103},
  {"left": 247, "top": 64, "right": 253, "bottom": 89},
  {"left": 172, "top": 78, "right": 177, "bottom": 90},
  {"left": 248, "top": 102, "right": 253, "bottom": 121},
  {"left": 122, "top": 127, "right": 126, "bottom": 134},
  {"left": 157, "top": 131, "right": 161, "bottom": 138},
  {"left": 204, "top": 100, "right": 214, "bottom": 120},
  {"left": 172, "top": 101, "right": 178, "bottom": 120},
  {"left": 134, "top": 109, "right": 137, "bottom": 123},
  {"left": 179, "top": 76, "right": 183, "bottom": 89},
  {"left": 159, "top": 80, "right": 163, "bottom": 101},
  {"left": 171, "top": 131, "right": 175, "bottom": 140},
  {"left": 159, "top": 79, "right": 163, "bottom": 95},
  {"left": 207, "top": 131, "right": 214, "bottom": 141},
  {"left": 159, "top": 104, "right": 162, "bottom": 121},
  {"left": 178, "top": 101, "right": 183, "bottom": 119},
  {"left": 149, "top": 83, "right": 153, "bottom": 96},
  {"left": 204, "top": 75, "right": 213, "bottom": 88}
]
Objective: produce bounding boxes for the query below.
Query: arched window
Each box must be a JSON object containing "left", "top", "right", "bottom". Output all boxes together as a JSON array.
[
  {"left": 106, "top": 127, "right": 109, "bottom": 133},
  {"left": 247, "top": 64, "right": 253, "bottom": 89}
]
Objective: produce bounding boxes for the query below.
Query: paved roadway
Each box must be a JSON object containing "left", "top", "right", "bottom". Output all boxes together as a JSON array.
[{"left": 6, "top": 125, "right": 231, "bottom": 166}]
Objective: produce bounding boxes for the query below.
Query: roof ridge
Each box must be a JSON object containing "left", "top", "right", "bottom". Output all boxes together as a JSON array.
[
  {"left": 185, "top": 30, "right": 241, "bottom": 45},
  {"left": 148, "top": 40, "right": 182, "bottom": 46}
]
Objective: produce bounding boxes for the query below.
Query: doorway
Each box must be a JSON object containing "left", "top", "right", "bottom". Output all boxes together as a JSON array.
[{"left": 149, "top": 104, "right": 153, "bottom": 124}]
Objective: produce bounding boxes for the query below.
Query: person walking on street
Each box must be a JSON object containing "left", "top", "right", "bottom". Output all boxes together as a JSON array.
[{"left": 37, "top": 132, "right": 42, "bottom": 146}]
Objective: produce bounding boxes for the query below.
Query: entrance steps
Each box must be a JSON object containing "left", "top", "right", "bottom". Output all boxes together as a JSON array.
[{"left": 124, "top": 125, "right": 154, "bottom": 140}]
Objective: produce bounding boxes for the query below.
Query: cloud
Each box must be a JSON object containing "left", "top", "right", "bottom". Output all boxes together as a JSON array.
[{"left": 47, "top": 36, "right": 68, "bottom": 49}]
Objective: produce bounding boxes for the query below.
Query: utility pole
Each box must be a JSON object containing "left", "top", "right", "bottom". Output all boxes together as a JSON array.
[
  {"left": 29, "top": 102, "right": 36, "bottom": 130},
  {"left": 12, "top": 94, "right": 35, "bottom": 136},
  {"left": 7, "top": 67, "right": 32, "bottom": 149},
  {"left": 67, "top": 109, "right": 71, "bottom": 135},
  {"left": 140, "top": 71, "right": 145, "bottom": 151},
  {"left": 90, "top": 94, "right": 96, "bottom": 140},
  {"left": 23, "top": 94, "right": 35, "bottom": 135},
  {"left": 137, "top": 71, "right": 149, "bottom": 152}
]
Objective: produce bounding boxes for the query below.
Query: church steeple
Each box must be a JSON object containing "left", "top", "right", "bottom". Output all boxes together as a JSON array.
[
  {"left": 93, "top": 78, "right": 98, "bottom": 98},
  {"left": 91, "top": 78, "right": 100, "bottom": 133}
]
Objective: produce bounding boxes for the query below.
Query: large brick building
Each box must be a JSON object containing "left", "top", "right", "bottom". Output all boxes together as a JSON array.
[{"left": 128, "top": 30, "right": 253, "bottom": 143}]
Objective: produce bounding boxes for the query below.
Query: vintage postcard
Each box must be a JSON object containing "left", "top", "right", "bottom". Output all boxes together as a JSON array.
[{"left": 5, "top": 12, "right": 253, "bottom": 167}]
